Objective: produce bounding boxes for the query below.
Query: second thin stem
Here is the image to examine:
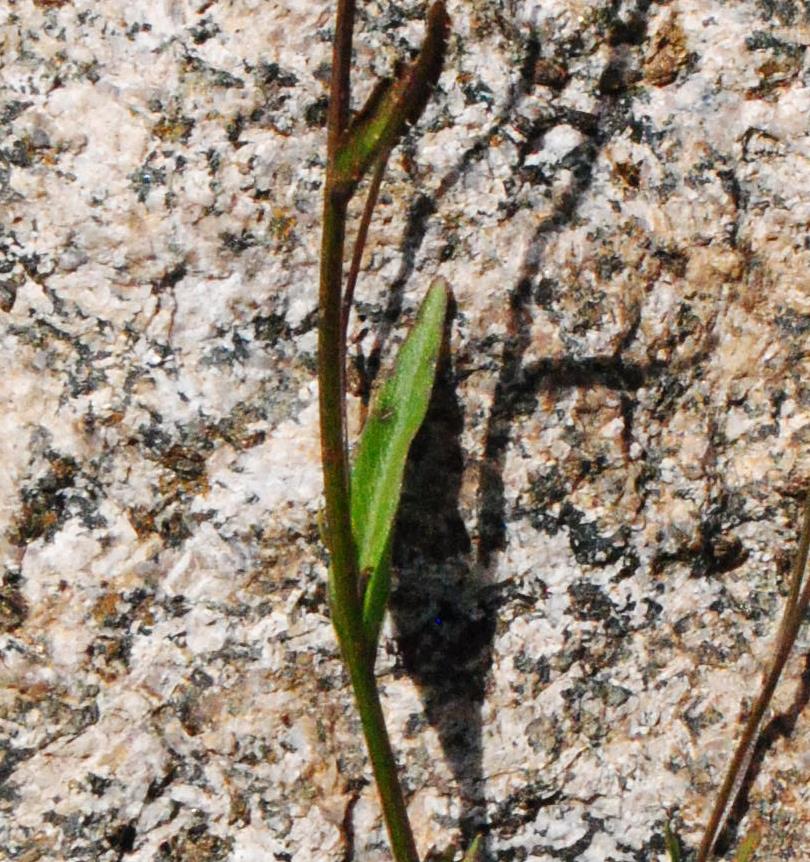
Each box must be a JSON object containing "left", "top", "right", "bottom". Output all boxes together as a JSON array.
[{"left": 697, "top": 495, "right": 810, "bottom": 861}]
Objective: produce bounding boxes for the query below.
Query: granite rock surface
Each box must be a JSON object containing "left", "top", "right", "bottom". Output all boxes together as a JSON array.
[{"left": 2, "top": 0, "right": 810, "bottom": 860}]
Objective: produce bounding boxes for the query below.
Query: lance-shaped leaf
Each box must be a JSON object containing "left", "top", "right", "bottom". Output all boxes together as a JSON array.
[
  {"left": 351, "top": 279, "right": 449, "bottom": 645},
  {"left": 333, "top": 0, "right": 450, "bottom": 194}
]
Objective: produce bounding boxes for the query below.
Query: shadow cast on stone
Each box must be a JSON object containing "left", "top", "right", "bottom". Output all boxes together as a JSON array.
[
  {"left": 470, "top": 9, "right": 658, "bottom": 852},
  {"left": 369, "top": 36, "right": 549, "bottom": 853},
  {"left": 713, "top": 652, "right": 810, "bottom": 857},
  {"left": 378, "top": 3, "right": 658, "bottom": 857},
  {"left": 362, "top": 17, "right": 543, "bottom": 393},
  {"left": 476, "top": 0, "right": 654, "bottom": 568}
]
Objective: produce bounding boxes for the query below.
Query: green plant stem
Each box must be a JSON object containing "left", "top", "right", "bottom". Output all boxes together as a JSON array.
[
  {"left": 319, "top": 186, "right": 358, "bottom": 634},
  {"left": 320, "top": 187, "right": 421, "bottom": 862},
  {"left": 318, "top": 0, "right": 422, "bottom": 857},
  {"left": 696, "top": 494, "right": 810, "bottom": 862},
  {"left": 347, "top": 658, "right": 421, "bottom": 862},
  {"left": 329, "top": 0, "right": 356, "bottom": 138}
]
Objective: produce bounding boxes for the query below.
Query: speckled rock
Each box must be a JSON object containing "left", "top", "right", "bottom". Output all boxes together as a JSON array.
[{"left": 2, "top": 1, "right": 810, "bottom": 860}]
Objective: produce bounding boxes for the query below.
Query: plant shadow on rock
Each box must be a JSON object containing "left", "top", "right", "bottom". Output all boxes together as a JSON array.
[
  {"left": 389, "top": 301, "right": 497, "bottom": 853},
  {"left": 382, "top": 2, "right": 660, "bottom": 856},
  {"left": 470, "top": 7, "right": 662, "bottom": 857}
]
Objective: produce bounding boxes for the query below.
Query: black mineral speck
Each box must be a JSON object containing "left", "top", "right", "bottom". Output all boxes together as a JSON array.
[
  {"left": 11, "top": 453, "right": 78, "bottom": 546},
  {"left": 756, "top": 0, "right": 809, "bottom": 24},
  {"left": 159, "top": 511, "right": 192, "bottom": 547},
  {"left": 259, "top": 61, "right": 298, "bottom": 88},
  {"left": 0, "top": 100, "right": 32, "bottom": 124},
  {"left": 189, "top": 16, "right": 220, "bottom": 44},
  {"left": 129, "top": 162, "right": 166, "bottom": 202},
  {"left": 220, "top": 230, "right": 257, "bottom": 254},
  {"left": 107, "top": 821, "right": 136, "bottom": 853},
  {"left": 252, "top": 312, "right": 289, "bottom": 345},
  {"left": 304, "top": 96, "right": 329, "bottom": 128},
  {"left": 558, "top": 503, "right": 628, "bottom": 567},
  {"left": 156, "top": 816, "right": 233, "bottom": 861},
  {"left": 86, "top": 773, "right": 113, "bottom": 797},
  {"left": 567, "top": 579, "right": 617, "bottom": 623}
]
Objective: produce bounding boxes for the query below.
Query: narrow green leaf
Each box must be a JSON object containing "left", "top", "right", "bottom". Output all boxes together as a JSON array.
[
  {"left": 351, "top": 278, "right": 449, "bottom": 644},
  {"left": 664, "top": 823, "right": 681, "bottom": 862}
]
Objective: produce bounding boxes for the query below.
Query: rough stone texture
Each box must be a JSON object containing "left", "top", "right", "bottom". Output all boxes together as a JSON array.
[{"left": 2, "top": 0, "right": 810, "bottom": 860}]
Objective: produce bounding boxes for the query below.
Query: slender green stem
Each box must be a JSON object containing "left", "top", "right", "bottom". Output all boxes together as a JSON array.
[
  {"left": 319, "top": 186, "right": 359, "bottom": 631},
  {"left": 318, "top": 0, "right": 422, "bottom": 858},
  {"left": 320, "top": 191, "right": 421, "bottom": 862},
  {"left": 320, "top": 188, "right": 421, "bottom": 862},
  {"left": 320, "top": 175, "right": 421, "bottom": 862},
  {"left": 328, "top": 0, "right": 356, "bottom": 139},
  {"left": 347, "top": 655, "right": 421, "bottom": 862},
  {"left": 696, "top": 495, "right": 810, "bottom": 861}
]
